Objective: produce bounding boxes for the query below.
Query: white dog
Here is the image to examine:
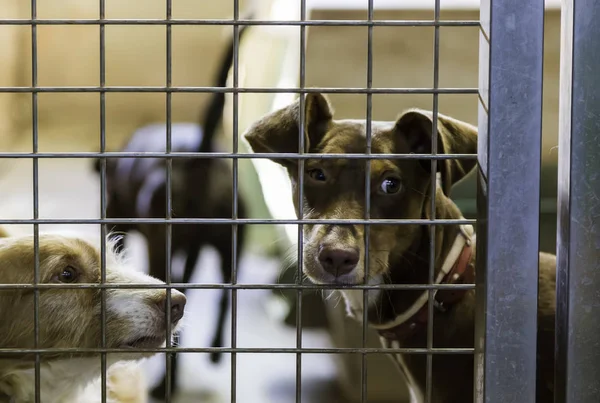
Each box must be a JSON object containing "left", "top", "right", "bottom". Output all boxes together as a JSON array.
[{"left": 0, "top": 232, "right": 186, "bottom": 403}]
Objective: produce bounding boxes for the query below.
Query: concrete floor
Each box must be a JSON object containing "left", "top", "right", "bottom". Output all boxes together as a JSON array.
[{"left": 0, "top": 157, "right": 344, "bottom": 403}]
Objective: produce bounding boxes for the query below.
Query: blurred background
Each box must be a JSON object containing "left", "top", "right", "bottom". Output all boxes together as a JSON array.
[{"left": 0, "top": 0, "right": 560, "bottom": 402}]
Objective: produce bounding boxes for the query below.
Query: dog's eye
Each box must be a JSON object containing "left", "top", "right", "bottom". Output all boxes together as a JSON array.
[
  {"left": 57, "top": 266, "right": 78, "bottom": 283},
  {"left": 307, "top": 168, "right": 327, "bottom": 182},
  {"left": 380, "top": 177, "right": 402, "bottom": 194}
]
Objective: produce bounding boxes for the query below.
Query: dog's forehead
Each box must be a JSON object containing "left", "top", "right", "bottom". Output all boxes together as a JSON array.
[
  {"left": 38, "top": 236, "right": 102, "bottom": 279},
  {"left": 320, "top": 120, "right": 395, "bottom": 154},
  {"left": 38, "top": 235, "right": 98, "bottom": 260}
]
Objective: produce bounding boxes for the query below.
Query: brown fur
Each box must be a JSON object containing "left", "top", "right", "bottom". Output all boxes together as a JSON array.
[{"left": 243, "top": 93, "right": 556, "bottom": 403}]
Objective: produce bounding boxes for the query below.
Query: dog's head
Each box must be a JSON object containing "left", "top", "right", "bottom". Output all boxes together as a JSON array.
[
  {"left": 244, "top": 93, "right": 477, "bottom": 315},
  {"left": 0, "top": 233, "right": 186, "bottom": 361}
]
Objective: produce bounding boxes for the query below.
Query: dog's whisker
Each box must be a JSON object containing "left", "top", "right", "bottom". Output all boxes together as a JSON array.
[{"left": 332, "top": 293, "right": 344, "bottom": 310}]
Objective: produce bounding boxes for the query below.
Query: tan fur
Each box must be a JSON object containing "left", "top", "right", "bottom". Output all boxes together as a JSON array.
[
  {"left": 80, "top": 361, "right": 148, "bottom": 403},
  {"left": 243, "top": 93, "right": 556, "bottom": 403},
  {"left": 0, "top": 232, "right": 186, "bottom": 403},
  {"left": 107, "top": 362, "right": 146, "bottom": 403}
]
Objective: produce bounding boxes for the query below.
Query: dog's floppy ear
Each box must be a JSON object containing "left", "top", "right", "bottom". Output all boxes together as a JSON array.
[
  {"left": 243, "top": 93, "right": 333, "bottom": 167},
  {"left": 395, "top": 109, "right": 478, "bottom": 195}
]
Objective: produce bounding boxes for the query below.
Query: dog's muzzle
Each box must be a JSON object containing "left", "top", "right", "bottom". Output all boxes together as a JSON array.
[{"left": 317, "top": 245, "right": 360, "bottom": 278}]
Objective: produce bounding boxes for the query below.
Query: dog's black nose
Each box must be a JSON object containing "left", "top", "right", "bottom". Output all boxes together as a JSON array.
[
  {"left": 318, "top": 247, "right": 359, "bottom": 277},
  {"left": 159, "top": 292, "right": 187, "bottom": 323}
]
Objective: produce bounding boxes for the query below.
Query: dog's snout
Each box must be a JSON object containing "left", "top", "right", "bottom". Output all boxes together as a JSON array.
[
  {"left": 157, "top": 292, "right": 187, "bottom": 324},
  {"left": 318, "top": 247, "right": 359, "bottom": 277}
]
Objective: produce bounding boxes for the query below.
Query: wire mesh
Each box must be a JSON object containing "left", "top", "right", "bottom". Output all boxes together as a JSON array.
[
  {"left": 163, "top": 0, "right": 174, "bottom": 400},
  {"left": 0, "top": 2, "right": 485, "bottom": 403},
  {"left": 231, "top": 2, "right": 241, "bottom": 402},
  {"left": 296, "top": 0, "right": 307, "bottom": 401},
  {"left": 30, "top": 1, "right": 41, "bottom": 401},
  {"left": 98, "top": 0, "right": 108, "bottom": 401},
  {"left": 0, "top": 19, "right": 478, "bottom": 27},
  {"left": 426, "top": 1, "right": 442, "bottom": 400},
  {"left": 361, "top": 0, "right": 374, "bottom": 400}
]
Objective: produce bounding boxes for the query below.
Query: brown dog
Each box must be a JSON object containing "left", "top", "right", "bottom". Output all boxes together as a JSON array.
[{"left": 243, "top": 93, "right": 556, "bottom": 403}]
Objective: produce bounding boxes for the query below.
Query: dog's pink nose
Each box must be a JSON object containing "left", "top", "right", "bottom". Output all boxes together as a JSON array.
[{"left": 318, "top": 247, "right": 359, "bottom": 277}]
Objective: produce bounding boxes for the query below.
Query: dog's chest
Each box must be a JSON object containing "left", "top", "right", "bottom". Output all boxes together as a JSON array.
[
  {"left": 380, "top": 338, "right": 424, "bottom": 403},
  {"left": 2, "top": 358, "right": 112, "bottom": 403}
]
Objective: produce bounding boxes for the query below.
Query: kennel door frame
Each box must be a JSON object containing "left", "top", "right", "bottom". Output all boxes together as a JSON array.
[
  {"left": 475, "top": 0, "right": 544, "bottom": 402},
  {"left": 555, "top": 1, "right": 600, "bottom": 402}
]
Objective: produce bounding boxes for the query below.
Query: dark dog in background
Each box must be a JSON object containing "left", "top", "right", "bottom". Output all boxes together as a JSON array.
[
  {"left": 93, "top": 26, "right": 249, "bottom": 399},
  {"left": 243, "top": 93, "right": 556, "bottom": 402}
]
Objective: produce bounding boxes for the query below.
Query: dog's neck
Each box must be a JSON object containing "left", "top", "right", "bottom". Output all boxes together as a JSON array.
[
  {"left": 367, "top": 186, "right": 475, "bottom": 335},
  {"left": 374, "top": 225, "right": 474, "bottom": 338}
]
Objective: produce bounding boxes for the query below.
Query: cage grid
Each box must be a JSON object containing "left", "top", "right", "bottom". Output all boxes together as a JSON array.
[
  {"left": 9, "top": 0, "right": 478, "bottom": 402},
  {"left": 296, "top": 1, "right": 306, "bottom": 402},
  {"left": 99, "top": 0, "right": 108, "bottom": 400},
  {"left": 361, "top": 1, "right": 374, "bottom": 401},
  {"left": 4, "top": 0, "right": 593, "bottom": 403},
  {"left": 30, "top": 1, "right": 41, "bottom": 401},
  {"left": 425, "top": 1, "right": 441, "bottom": 401}
]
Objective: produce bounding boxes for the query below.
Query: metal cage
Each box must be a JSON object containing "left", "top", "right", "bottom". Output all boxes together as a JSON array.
[{"left": 0, "top": 0, "right": 598, "bottom": 402}]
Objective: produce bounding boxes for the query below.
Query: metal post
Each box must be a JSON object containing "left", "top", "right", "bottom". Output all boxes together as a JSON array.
[
  {"left": 556, "top": 1, "right": 600, "bottom": 402},
  {"left": 476, "top": 1, "right": 544, "bottom": 402}
]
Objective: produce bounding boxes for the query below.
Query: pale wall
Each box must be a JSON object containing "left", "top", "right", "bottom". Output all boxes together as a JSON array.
[{"left": 0, "top": 0, "right": 249, "bottom": 153}]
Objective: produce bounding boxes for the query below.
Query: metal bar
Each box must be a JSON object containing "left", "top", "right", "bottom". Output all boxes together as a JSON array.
[
  {"left": 164, "top": 1, "right": 174, "bottom": 400},
  {"left": 0, "top": 152, "right": 479, "bottom": 160},
  {"left": 555, "top": 1, "right": 600, "bottom": 401},
  {"left": 296, "top": 1, "right": 307, "bottom": 400},
  {"left": 30, "top": 0, "right": 41, "bottom": 401},
  {"left": 231, "top": 2, "right": 241, "bottom": 401},
  {"left": 0, "top": 218, "right": 476, "bottom": 225},
  {"left": 0, "top": 283, "right": 476, "bottom": 291},
  {"left": 0, "top": 19, "right": 479, "bottom": 27},
  {"left": 426, "top": 1, "right": 442, "bottom": 401},
  {"left": 475, "top": 1, "right": 544, "bottom": 402},
  {"left": 98, "top": 0, "right": 108, "bottom": 402},
  {"left": 0, "top": 86, "right": 478, "bottom": 94},
  {"left": 362, "top": 0, "right": 374, "bottom": 400},
  {"left": 0, "top": 347, "right": 474, "bottom": 355}
]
